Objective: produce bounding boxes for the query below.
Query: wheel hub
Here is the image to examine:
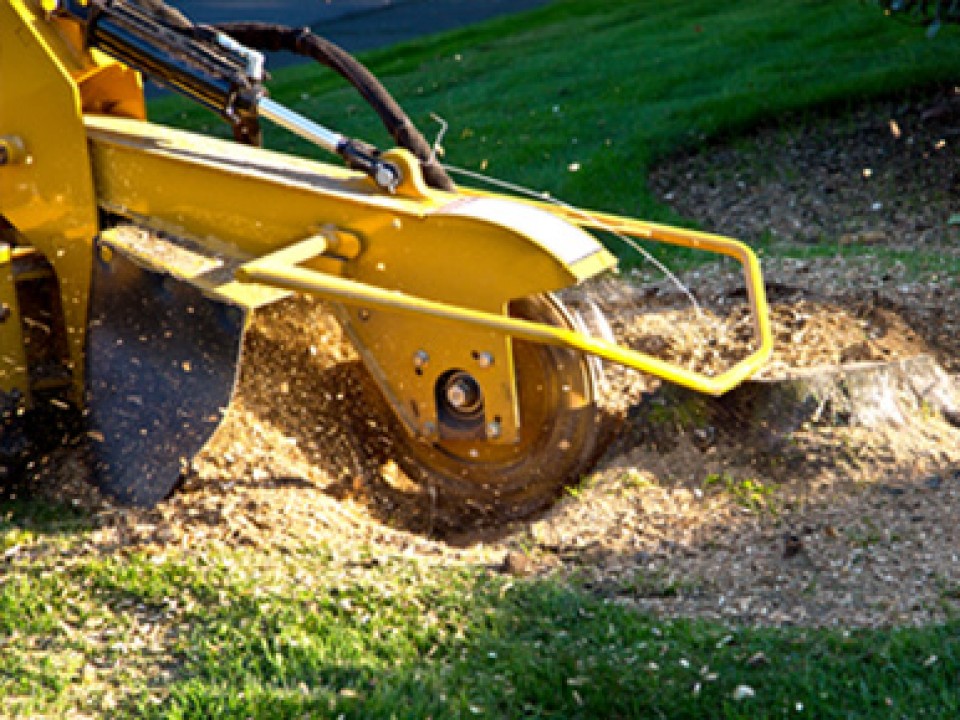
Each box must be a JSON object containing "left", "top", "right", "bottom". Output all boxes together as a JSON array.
[{"left": 443, "top": 371, "right": 483, "bottom": 415}]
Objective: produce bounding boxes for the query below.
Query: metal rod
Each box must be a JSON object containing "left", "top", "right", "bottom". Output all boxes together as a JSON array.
[
  {"left": 236, "top": 260, "right": 772, "bottom": 398},
  {"left": 258, "top": 97, "right": 344, "bottom": 154}
]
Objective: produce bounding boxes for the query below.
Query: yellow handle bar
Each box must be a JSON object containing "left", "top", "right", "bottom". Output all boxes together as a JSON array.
[{"left": 236, "top": 207, "right": 773, "bottom": 397}]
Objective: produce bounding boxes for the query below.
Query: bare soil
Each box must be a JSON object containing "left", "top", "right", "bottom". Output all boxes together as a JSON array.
[{"left": 32, "top": 86, "right": 960, "bottom": 628}]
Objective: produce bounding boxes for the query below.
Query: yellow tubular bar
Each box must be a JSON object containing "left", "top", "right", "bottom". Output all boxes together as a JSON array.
[
  {"left": 237, "top": 213, "right": 774, "bottom": 397},
  {"left": 549, "top": 204, "right": 772, "bottom": 353},
  {"left": 462, "top": 188, "right": 773, "bottom": 353}
]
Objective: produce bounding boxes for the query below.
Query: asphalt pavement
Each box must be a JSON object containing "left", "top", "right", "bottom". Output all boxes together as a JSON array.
[{"left": 173, "top": 0, "right": 551, "bottom": 52}]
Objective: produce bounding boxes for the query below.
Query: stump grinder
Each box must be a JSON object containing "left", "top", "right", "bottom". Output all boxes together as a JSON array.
[{"left": 0, "top": 0, "right": 772, "bottom": 513}]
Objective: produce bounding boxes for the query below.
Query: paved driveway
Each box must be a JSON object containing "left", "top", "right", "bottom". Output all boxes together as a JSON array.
[{"left": 174, "top": 0, "right": 550, "bottom": 51}]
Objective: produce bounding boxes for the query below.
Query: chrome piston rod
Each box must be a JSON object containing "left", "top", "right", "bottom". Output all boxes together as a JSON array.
[
  {"left": 258, "top": 97, "right": 344, "bottom": 153},
  {"left": 259, "top": 97, "right": 400, "bottom": 192}
]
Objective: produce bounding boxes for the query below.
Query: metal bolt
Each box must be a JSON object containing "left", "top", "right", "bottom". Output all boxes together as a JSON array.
[
  {"left": 475, "top": 352, "right": 494, "bottom": 368},
  {"left": 443, "top": 372, "right": 482, "bottom": 413},
  {"left": 0, "top": 304, "right": 9, "bottom": 324},
  {"left": 358, "top": 308, "right": 371, "bottom": 322},
  {"left": 375, "top": 162, "right": 400, "bottom": 192},
  {"left": 486, "top": 420, "right": 502, "bottom": 440},
  {"left": 0, "top": 137, "right": 25, "bottom": 166},
  {"left": 445, "top": 381, "right": 475, "bottom": 410},
  {"left": 413, "top": 350, "right": 430, "bottom": 370},
  {"left": 446, "top": 384, "right": 466, "bottom": 408}
]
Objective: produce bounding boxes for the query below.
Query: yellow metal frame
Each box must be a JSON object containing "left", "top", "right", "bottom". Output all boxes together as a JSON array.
[
  {"left": 83, "top": 116, "right": 620, "bottom": 442},
  {"left": 0, "top": 0, "right": 144, "bottom": 402},
  {"left": 1, "top": 0, "right": 772, "bottom": 450},
  {"left": 236, "top": 210, "right": 772, "bottom": 398},
  {"left": 81, "top": 122, "right": 770, "bottom": 411},
  {"left": 502, "top": 196, "right": 774, "bottom": 395}
]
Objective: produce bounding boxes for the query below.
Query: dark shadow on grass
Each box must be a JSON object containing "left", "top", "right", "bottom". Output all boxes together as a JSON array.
[
  {"left": 0, "top": 495, "right": 96, "bottom": 537},
  {"left": 0, "top": 405, "right": 100, "bottom": 538},
  {"left": 108, "top": 567, "right": 960, "bottom": 720}
]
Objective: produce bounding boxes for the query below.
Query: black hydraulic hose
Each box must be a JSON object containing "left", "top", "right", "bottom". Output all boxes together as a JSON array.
[
  {"left": 130, "top": 0, "right": 193, "bottom": 31},
  {"left": 211, "top": 22, "right": 454, "bottom": 191},
  {"left": 123, "top": 2, "right": 453, "bottom": 190}
]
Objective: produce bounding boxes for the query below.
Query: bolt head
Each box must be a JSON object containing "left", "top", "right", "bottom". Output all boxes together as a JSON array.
[
  {"left": 442, "top": 372, "right": 482, "bottom": 413},
  {"left": 413, "top": 350, "right": 430, "bottom": 369},
  {"left": 445, "top": 383, "right": 469, "bottom": 409},
  {"left": 475, "top": 352, "right": 494, "bottom": 369},
  {"left": 376, "top": 163, "right": 400, "bottom": 192}
]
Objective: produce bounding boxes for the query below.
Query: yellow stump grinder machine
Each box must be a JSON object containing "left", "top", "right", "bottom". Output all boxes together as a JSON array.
[{"left": 0, "top": 0, "right": 772, "bottom": 512}]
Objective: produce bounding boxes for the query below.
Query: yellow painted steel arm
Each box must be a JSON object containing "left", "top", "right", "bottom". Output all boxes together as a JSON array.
[
  {"left": 237, "top": 232, "right": 773, "bottom": 397},
  {"left": 452, "top": 188, "right": 774, "bottom": 391},
  {"left": 462, "top": 188, "right": 772, "bottom": 349},
  {"left": 561, "top": 206, "right": 771, "bottom": 348}
]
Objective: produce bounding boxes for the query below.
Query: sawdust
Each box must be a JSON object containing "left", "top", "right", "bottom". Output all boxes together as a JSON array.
[{"left": 26, "top": 86, "right": 960, "bottom": 628}]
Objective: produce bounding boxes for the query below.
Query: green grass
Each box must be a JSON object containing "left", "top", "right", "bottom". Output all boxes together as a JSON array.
[
  {"left": 703, "top": 473, "right": 780, "bottom": 516},
  {"left": 1, "top": 511, "right": 958, "bottom": 719},
  {"left": 7, "top": 1, "right": 960, "bottom": 716},
  {"left": 149, "top": 0, "right": 960, "bottom": 272},
  {"left": 757, "top": 238, "right": 960, "bottom": 278},
  {"left": 152, "top": 0, "right": 960, "bottom": 227}
]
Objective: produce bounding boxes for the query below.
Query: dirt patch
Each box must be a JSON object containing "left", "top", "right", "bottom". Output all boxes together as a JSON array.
[
  {"left": 538, "top": 84, "right": 960, "bottom": 628},
  {"left": 26, "top": 87, "right": 960, "bottom": 628},
  {"left": 513, "top": 265, "right": 960, "bottom": 629},
  {"left": 648, "top": 84, "right": 960, "bottom": 248}
]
